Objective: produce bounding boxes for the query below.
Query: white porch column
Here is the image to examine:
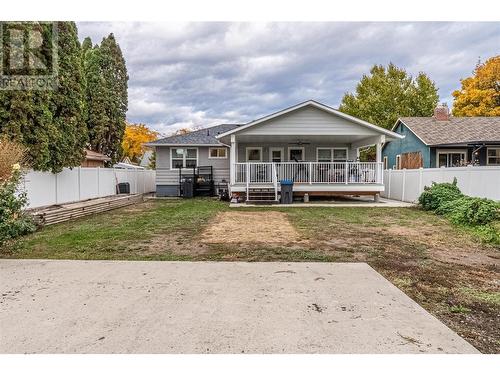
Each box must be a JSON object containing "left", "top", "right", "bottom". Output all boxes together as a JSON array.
[
  {"left": 230, "top": 134, "right": 237, "bottom": 185},
  {"left": 375, "top": 135, "right": 385, "bottom": 184}
]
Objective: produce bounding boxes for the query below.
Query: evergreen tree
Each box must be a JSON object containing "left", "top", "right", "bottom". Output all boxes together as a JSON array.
[
  {"left": 82, "top": 41, "right": 110, "bottom": 157},
  {"left": 48, "top": 21, "right": 87, "bottom": 171},
  {"left": 87, "top": 33, "right": 128, "bottom": 163},
  {"left": 1, "top": 22, "right": 88, "bottom": 172}
]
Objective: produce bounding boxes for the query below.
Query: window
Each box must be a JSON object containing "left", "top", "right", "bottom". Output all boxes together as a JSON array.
[
  {"left": 269, "top": 148, "right": 283, "bottom": 162},
  {"left": 395, "top": 154, "right": 401, "bottom": 170},
  {"left": 289, "top": 147, "right": 305, "bottom": 161},
  {"left": 208, "top": 147, "right": 227, "bottom": 159},
  {"left": 487, "top": 148, "right": 500, "bottom": 165},
  {"left": 316, "top": 148, "right": 348, "bottom": 163},
  {"left": 437, "top": 150, "right": 466, "bottom": 167},
  {"left": 171, "top": 148, "right": 198, "bottom": 169},
  {"left": 383, "top": 156, "right": 388, "bottom": 170},
  {"left": 246, "top": 147, "right": 262, "bottom": 161}
]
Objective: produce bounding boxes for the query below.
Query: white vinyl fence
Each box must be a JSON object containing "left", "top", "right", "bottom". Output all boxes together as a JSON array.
[
  {"left": 382, "top": 166, "right": 500, "bottom": 203},
  {"left": 22, "top": 167, "right": 156, "bottom": 209}
]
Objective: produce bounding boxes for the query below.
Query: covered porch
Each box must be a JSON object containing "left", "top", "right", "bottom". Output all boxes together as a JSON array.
[{"left": 226, "top": 134, "right": 386, "bottom": 200}]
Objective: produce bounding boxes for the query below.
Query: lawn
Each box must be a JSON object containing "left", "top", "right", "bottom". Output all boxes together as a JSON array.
[{"left": 1, "top": 198, "right": 499, "bottom": 353}]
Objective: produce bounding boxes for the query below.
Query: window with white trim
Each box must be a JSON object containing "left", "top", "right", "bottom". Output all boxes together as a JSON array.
[
  {"left": 246, "top": 147, "right": 262, "bottom": 161},
  {"left": 316, "top": 148, "right": 348, "bottom": 162},
  {"left": 383, "top": 156, "right": 388, "bottom": 170},
  {"left": 487, "top": 147, "right": 500, "bottom": 165},
  {"left": 171, "top": 148, "right": 198, "bottom": 168},
  {"left": 208, "top": 147, "right": 227, "bottom": 159},
  {"left": 395, "top": 154, "right": 401, "bottom": 170}
]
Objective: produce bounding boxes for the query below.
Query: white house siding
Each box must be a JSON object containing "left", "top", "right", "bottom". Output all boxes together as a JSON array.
[
  {"left": 237, "top": 143, "right": 354, "bottom": 162},
  {"left": 240, "top": 106, "right": 380, "bottom": 136}
]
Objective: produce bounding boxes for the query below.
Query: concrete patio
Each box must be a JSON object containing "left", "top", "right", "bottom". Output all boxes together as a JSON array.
[{"left": 0, "top": 260, "right": 477, "bottom": 353}]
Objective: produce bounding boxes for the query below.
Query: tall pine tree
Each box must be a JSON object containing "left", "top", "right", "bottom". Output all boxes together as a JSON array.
[
  {"left": 84, "top": 33, "right": 128, "bottom": 163},
  {"left": 49, "top": 21, "right": 87, "bottom": 171},
  {"left": 82, "top": 39, "right": 110, "bottom": 158},
  {"left": 0, "top": 22, "right": 87, "bottom": 172}
]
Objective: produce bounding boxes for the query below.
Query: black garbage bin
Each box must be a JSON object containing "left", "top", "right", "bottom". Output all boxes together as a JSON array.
[
  {"left": 182, "top": 177, "right": 194, "bottom": 198},
  {"left": 117, "top": 182, "right": 130, "bottom": 194},
  {"left": 280, "top": 179, "right": 293, "bottom": 204}
]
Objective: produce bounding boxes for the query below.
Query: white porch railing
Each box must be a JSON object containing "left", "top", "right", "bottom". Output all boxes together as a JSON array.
[{"left": 234, "top": 162, "right": 383, "bottom": 185}]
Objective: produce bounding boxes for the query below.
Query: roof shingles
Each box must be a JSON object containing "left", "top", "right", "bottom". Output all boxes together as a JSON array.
[
  {"left": 148, "top": 124, "right": 241, "bottom": 145},
  {"left": 400, "top": 117, "right": 500, "bottom": 145}
]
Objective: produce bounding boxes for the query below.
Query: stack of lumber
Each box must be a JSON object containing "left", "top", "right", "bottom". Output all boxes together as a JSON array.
[{"left": 30, "top": 194, "right": 143, "bottom": 225}]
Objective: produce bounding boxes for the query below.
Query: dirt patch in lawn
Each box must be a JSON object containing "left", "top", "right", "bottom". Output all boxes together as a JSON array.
[
  {"left": 201, "top": 211, "right": 300, "bottom": 244},
  {"left": 384, "top": 225, "right": 500, "bottom": 267}
]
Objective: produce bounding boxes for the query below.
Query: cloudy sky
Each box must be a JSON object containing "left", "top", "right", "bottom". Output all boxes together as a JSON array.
[{"left": 77, "top": 22, "right": 500, "bottom": 135}]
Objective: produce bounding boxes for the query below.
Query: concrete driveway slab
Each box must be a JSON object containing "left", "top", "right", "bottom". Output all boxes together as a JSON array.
[{"left": 0, "top": 260, "right": 478, "bottom": 353}]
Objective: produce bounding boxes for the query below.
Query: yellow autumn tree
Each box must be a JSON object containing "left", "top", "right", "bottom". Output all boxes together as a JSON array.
[
  {"left": 452, "top": 55, "right": 500, "bottom": 116},
  {"left": 122, "top": 123, "right": 159, "bottom": 163}
]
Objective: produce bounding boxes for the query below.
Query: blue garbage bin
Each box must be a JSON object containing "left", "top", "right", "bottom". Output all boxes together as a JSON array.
[{"left": 280, "top": 179, "right": 294, "bottom": 204}]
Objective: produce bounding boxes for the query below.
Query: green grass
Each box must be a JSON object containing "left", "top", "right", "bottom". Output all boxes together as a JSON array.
[
  {"left": 2, "top": 198, "right": 499, "bottom": 353},
  {"left": 2, "top": 199, "right": 228, "bottom": 260}
]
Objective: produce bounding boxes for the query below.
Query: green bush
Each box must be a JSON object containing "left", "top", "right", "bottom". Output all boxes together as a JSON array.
[
  {"left": 418, "top": 178, "right": 462, "bottom": 211},
  {"left": 437, "top": 196, "right": 500, "bottom": 226},
  {"left": 0, "top": 168, "right": 36, "bottom": 245}
]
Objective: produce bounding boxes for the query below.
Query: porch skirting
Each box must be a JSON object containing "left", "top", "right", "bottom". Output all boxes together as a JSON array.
[{"left": 230, "top": 184, "right": 385, "bottom": 193}]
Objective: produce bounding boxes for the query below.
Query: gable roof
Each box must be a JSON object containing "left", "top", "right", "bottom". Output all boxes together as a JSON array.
[
  {"left": 216, "top": 100, "right": 404, "bottom": 140},
  {"left": 398, "top": 117, "right": 500, "bottom": 146},
  {"left": 147, "top": 124, "right": 241, "bottom": 146}
]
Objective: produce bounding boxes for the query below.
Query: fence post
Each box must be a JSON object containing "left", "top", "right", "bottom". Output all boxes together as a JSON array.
[
  {"left": 401, "top": 169, "right": 406, "bottom": 202},
  {"left": 418, "top": 167, "right": 423, "bottom": 195},
  {"left": 54, "top": 172, "right": 58, "bottom": 204},
  {"left": 387, "top": 169, "right": 391, "bottom": 199},
  {"left": 97, "top": 167, "right": 100, "bottom": 197},
  {"left": 135, "top": 169, "right": 138, "bottom": 194},
  {"left": 77, "top": 167, "right": 81, "bottom": 201}
]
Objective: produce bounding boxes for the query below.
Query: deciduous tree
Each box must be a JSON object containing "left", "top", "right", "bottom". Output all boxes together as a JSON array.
[
  {"left": 452, "top": 56, "right": 500, "bottom": 116},
  {"left": 122, "top": 123, "right": 159, "bottom": 163},
  {"left": 340, "top": 63, "right": 439, "bottom": 129}
]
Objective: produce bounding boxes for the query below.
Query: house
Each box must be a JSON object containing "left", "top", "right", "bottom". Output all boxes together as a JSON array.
[
  {"left": 383, "top": 104, "right": 500, "bottom": 169},
  {"left": 81, "top": 149, "right": 111, "bottom": 168},
  {"left": 146, "top": 100, "right": 404, "bottom": 202}
]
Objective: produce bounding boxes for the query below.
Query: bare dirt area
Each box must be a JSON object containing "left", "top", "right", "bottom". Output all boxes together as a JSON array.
[{"left": 201, "top": 211, "right": 300, "bottom": 244}]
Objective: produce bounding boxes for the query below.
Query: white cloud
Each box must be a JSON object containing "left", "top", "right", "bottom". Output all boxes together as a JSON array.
[{"left": 77, "top": 22, "right": 500, "bottom": 133}]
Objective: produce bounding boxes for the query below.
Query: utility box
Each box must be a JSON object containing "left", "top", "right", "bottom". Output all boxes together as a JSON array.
[
  {"left": 117, "top": 182, "right": 130, "bottom": 194},
  {"left": 280, "top": 179, "right": 293, "bottom": 204},
  {"left": 182, "top": 177, "right": 194, "bottom": 198}
]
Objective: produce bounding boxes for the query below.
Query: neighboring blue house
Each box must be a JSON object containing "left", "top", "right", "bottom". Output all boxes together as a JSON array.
[{"left": 383, "top": 104, "right": 500, "bottom": 169}]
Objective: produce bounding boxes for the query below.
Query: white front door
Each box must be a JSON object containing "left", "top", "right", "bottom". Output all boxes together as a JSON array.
[{"left": 269, "top": 147, "right": 284, "bottom": 162}]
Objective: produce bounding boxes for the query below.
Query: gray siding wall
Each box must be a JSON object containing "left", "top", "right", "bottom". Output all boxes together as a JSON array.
[
  {"left": 155, "top": 146, "right": 230, "bottom": 186},
  {"left": 241, "top": 106, "right": 380, "bottom": 136},
  {"left": 237, "top": 142, "right": 355, "bottom": 162}
]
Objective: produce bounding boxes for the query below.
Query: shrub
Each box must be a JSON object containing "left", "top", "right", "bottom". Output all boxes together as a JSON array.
[
  {"left": 0, "top": 137, "right": 27, "bottom": 183},
  {"left": 438, "top": 196, "right": 500, "bottom": 226},
  {"left": 0, "top": 140, "right": 36, "bottom": 245},
  {"left": 418, "top": 178, "right": 462, "bottom": 211}
]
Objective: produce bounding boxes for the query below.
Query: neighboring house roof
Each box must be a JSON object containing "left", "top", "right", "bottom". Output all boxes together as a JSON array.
[
  {"left": 113, "top": 162, "right": 145, "bottom": 169},
  {"left": 397, "top": 117, "right": 500, "bottom": 146},
  {"left": 147, "top": 124, "right": 241, "bottom": 146},
  {"left": 84, "top": 149, "right": 111, "bottom": 162},
  {"left": 140, "top": 150, "right": 153, "bottom": 167},
  {"left": 216, "top": 100, "right": 405, "bottom": 140}
]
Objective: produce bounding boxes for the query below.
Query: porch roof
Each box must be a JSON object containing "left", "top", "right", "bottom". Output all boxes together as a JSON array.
[{"left": 216, "top": 100, "right": 404, "bottom": 142}]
